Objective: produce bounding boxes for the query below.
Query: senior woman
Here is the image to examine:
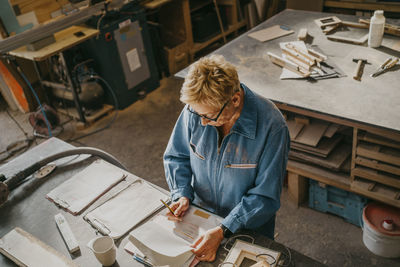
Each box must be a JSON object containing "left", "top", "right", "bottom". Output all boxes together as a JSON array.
[{"left": 163, "top": 55, "right": 290, "bottom": 262}]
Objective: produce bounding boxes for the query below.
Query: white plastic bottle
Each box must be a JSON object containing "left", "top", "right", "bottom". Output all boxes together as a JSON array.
[{"left": 368, "top": 10, "right": 385, "bottom": 48}]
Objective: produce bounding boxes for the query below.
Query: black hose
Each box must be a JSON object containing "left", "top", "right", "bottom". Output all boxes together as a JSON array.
[{"left": 5, "top": 147, "right": 127, "bottom": 191}]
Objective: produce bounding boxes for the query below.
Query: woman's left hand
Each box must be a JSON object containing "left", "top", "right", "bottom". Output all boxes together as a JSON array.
[{"left": 190, "top": 226, "right": 224, "bottom": 262}]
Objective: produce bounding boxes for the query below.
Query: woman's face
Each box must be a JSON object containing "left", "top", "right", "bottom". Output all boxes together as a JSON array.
[{"left": 189, "top": 91, "right": 242, "bottom": 127}]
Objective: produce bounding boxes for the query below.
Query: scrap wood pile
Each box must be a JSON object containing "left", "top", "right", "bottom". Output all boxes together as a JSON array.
[{"left": 268, "top": 41, "right": 341, "bottom": 79}]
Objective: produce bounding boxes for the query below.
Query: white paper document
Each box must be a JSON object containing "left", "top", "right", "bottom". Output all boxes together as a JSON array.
[
  {"left": 129, "top": 206, "right": 223, "bottom": 267},
  {"left": 46, "top": 159, "right": 127, "bottom": 215},
  {"left": 84, "top": 179, "right": 169, "bottom": 239}
]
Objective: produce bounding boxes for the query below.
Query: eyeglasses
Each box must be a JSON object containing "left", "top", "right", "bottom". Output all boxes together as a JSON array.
[{"left": 187, "top": 101, "right": 229, "bottom": 122}]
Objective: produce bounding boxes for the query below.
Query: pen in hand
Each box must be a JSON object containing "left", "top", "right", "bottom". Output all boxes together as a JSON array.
[{"left": 160, "top": 199, "right": 176, "bottom": 216}]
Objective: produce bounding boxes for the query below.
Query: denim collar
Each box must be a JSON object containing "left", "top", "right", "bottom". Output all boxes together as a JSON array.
[{"left": 231, "top": 83, "right": 257, "bottom": 140}]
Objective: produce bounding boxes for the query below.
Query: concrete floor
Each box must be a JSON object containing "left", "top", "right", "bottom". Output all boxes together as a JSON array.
[{"left": 1, "top": 77, "right": 400, "bottom": 267}]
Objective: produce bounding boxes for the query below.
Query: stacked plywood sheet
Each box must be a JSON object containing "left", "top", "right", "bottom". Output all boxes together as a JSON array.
[
  {"left": 286, "top": 114, "right": 351, "bottom": 172},
  {"left": 351, "top": 130, "right": 400, "bottom": 208}
]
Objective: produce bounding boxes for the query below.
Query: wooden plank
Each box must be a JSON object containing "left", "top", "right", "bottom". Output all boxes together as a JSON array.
[
  {"left": 356, "top": 156, "right": 400, "bottom": 176},
  {"left": 287, "top": 160, "right": 351, "bottom": 191},
  {"left": 359, "top": 131, "right": 400, "bottom": 150},
  {"left": 357, "top": 143, "right": 400, "bottom": 167},
  {"left": 0, "top": 227, "right": 78, "bottom": 267},
  {"left": 351, "top": 128, "right": 358, "bottom": 182},
  {"left": 324, "top": 1, "right": 400, "bottom": 13},
  {"left": 288, "top": 172, "right": 308, "bottom": 206},
  {"left": 293, "top": 120, "right": 330, "bottom": 147},
  {"left": 327, "top": 34, "right": 368, "bottom": 45},
  {"left": 9, "top": 25, "right": 99, "bottom": 61},
  {"left": 291, "top": 134, "right": 343, "bottom": 158},
  {"left": 286, "top": 119, "right": 304, "bottom": 140},
  {"left": 290, "top": 142, "right": 351, "bottom": 171},
  {"left": 274, "top": 102, "right": 400, "bottom": 142},
  {"left": 351, "top": 178, "right": 400, "bottom": 208},
  {"left": 353, "top": 166, "right": 400, "bottom": 189},
  {"left": 324, "top": 123, "right": 340, "bottom": 138}
]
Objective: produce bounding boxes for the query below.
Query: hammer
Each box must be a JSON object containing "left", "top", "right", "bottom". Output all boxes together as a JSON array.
[{"left": 352, "top": 58, "right": 370, "bottom": 81}]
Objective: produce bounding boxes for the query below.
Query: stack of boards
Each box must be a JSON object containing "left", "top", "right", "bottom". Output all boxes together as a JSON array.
[{"left": 285, "top": 114, "right": 351, "bottom": 172}]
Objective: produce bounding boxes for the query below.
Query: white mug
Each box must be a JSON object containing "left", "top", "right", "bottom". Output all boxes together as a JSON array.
[{"left": 87, "top": 236, "right": 116, "bottom": 266}]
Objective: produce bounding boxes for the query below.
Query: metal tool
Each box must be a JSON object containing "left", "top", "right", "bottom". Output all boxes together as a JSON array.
[
  {"left": 352, "top": 58, "right": 370, "bottom": 81},
  {"left": 371, "top": 57, "right": 399, "bottom": 77}
]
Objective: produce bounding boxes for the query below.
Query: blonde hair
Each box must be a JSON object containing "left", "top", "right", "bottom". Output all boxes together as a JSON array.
[{"left": 180, "top": 55, "right": 240, "bottom": 109}]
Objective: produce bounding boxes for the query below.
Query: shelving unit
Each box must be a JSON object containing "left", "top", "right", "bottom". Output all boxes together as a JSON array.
[
  {"left": 324, "top": 1, "right": 400, "bottom": 18},
  {"left": 279, "top": 102, "right": 400, "bottom": 209},
  {"left": 144, "top": 0, "right": 247, "bottom": 74}
]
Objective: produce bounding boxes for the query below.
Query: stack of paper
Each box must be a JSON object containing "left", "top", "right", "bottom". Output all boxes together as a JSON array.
[{"left": 129, "top": 206, "right": 222, "bottom": 267}]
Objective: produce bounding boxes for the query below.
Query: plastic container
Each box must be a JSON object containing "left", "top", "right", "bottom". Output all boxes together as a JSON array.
[
  {"left": 362, "top": 202, "right": 400, "bottom": 258},
  {"left": 308, "top": 180, "right": 368, "bottom": 227},
  {"left": 368, "top": 10, "right": 385, "bottom": 48}
]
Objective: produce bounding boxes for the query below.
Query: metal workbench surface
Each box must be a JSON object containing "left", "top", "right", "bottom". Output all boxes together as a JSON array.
[
  {"left": 176, "top": 9, "right": 400, "bottom": 133},
  {"left": 0, "top": 137, "right": 324, "bottom": 266}
]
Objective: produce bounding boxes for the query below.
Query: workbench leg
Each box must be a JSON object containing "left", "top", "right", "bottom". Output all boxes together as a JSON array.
[{"left": 288, "top": 172, "right": 308, "bottom": 206}]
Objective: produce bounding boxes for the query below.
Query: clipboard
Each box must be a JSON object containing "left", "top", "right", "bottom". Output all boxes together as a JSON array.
[
  {"left": 84, "top": 178, "right": 169, "bottom": 239},
  {"left": 46, "top": 159, "right": 127, "bottom": 215}
]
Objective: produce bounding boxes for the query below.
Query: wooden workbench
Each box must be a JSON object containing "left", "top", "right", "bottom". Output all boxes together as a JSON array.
[
  {"left": 176, "top": 9, "right": 400, "bottom": 208},
  {"left": 0, "top": 138, "right": 324, "bottom": 266},
  {"left": 9, "top": 25, "right": 99, "bottom": 61}
]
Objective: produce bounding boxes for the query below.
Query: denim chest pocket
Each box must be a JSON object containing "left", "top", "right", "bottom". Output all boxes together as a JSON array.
[
  {"left": 189, "top": 141, "right": 205, "bottom": 160},
  {"left": 225, "top": 163, "right": 257, "bottom": 169}
]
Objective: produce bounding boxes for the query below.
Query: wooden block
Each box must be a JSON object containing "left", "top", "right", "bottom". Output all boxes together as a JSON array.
[
  {"left": 322, "top": 24, "right": 340, "bottom": 34},
  {"left": 353, "top": 166, "right": 400, "bottom": 189},
  {"left": 293, "top": 120, "right": 330, "bottom": 147},
  {"left": 288, "top": 172, "right": 308, "bottom": 206},
  {"left": 295, "top": 116, "right": 310, "bottom": 125},
  {"left": 359, "top": 132, "right": 400, "bottom": 150},
  {"left": 357, "top": 143, "right": 400, "bottom": 167},
  {"left": 315, "top": 16, "right": 341, "bottom": 29},
  {"left": 355, "top": 156, "right": 400, "bottom": 176},
  {"left": 327, "top": 34, "right": 368, "bottom": 45},
  {"left": 324, "top": 123, "right": 340, "bottom": 138},
  {"left": 351, "top": 178, "right": 400, "bottom": 208},
  {"left": 297, "top": 28, "right": 308, "bottom": 41},
  {"left": 286, "top": 119, "right": 304, "bottom": 140}
]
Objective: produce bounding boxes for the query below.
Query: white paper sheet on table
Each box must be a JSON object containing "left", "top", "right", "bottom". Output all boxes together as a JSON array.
[
  {"left": 46, "top": 159, "right": 127, "bottom": 215},
  {"left": 129, "top": 206, "right": 223, "bottom": 267},
  {"left": 84, "top": 179, "right": 169, "bottom": 239}
]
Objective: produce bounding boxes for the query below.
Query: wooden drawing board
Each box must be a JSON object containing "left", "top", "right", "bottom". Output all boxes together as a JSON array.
[
  {"left": 248, "top": 25, "right": 294, "bottom": 42},
  {"left": 0, "top": 227, "right": 77, "bottom": 267},
  {"left": 223, "top": 240, "right": 280, "bottom": 267}
]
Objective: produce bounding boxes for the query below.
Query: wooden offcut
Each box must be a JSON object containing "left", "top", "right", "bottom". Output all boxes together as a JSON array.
[
  {"left": 293, "top": 120, "right": 330, "bottom": 147},
  {"left": 353, "top": 166, "right": 400, "bottom": 189}
]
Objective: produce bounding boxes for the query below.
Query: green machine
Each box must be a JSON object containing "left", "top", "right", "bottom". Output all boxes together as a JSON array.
[{"left": 81, "top": 1, "right": 159, "bottom": 109}]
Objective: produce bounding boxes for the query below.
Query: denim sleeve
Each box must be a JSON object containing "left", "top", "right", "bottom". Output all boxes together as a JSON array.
[
  {"left": 222, "top": 125, "right": 290, "bottom": 233},
  {"left": 163, "top": 107, "right": 194, "bottom": 202}
]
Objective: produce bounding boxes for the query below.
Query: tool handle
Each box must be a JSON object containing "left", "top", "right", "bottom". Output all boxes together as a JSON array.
[
  {"left": 385, "top": 58, "right": 399, "bottom": 69},
  {"left": 353, "top": 60, "right": 363, "bottom": 80}
]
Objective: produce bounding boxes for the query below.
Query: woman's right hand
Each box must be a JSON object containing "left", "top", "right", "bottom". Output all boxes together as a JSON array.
[{"left": 166, "top": 196, "right": 190, "bottom": 221}]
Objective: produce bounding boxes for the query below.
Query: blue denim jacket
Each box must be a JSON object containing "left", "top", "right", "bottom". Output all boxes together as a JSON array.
[{"left": 164, "top": 83, "right": 290, "bottom": 237}]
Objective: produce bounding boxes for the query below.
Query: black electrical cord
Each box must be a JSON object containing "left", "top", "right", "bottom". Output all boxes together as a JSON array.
[{"left": 0, "top": 147, "right": 127, "bottom": 206}]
